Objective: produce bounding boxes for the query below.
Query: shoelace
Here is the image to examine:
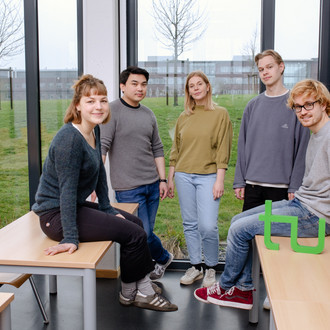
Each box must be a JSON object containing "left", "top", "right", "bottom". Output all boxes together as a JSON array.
[
  {"left": 204, "top": 269, "right": 215, "bottom": 279},
  {"left": 207, "top": 283, "right": 221, "bottom": 295},
  {"left": 185, "top": 267, "right": 200, "bottom": 276},
  {"left": 225, "top": 286, "right": 235, "bottom": 296}
]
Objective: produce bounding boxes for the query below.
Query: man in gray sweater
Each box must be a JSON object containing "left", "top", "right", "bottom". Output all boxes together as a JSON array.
[
  {"left": 234, "top": 50, "right": 310, "bottom": 212},
  {"left": 194, "top": 79, "right": 330, "bottom": 310},
  {"left": 100, "top": 66, "right": 173, "bottom": 280}
]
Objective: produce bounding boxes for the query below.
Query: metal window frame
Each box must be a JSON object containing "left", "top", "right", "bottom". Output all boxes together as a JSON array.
[
  {"left": 126, "top": 0, "right": 138, "bottom": 67},
  {"left": 259, "top": 0, "right": 275, "bottom": 93},
  {"left": 24, "top": 0, "right": 41, "bottom": 208}
]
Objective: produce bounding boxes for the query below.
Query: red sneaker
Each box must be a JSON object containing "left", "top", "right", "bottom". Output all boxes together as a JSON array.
[
  {"left": 194, "top": 283, "right": 225, "bottom": 303},
  {"left": 208, "top": 286, "right": 253, "bottom": 310}
]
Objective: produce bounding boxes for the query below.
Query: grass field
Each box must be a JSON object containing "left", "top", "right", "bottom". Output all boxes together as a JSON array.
[{"left": 0, "top": 94, "right": 255, "bottom": 250}]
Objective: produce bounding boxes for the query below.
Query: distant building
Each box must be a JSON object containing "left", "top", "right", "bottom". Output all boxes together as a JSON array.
[{"left": 0, "top": 58, "right": 318, "bottom": 101}]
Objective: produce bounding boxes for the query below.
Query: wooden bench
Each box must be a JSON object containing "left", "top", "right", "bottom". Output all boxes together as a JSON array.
[
  {"left": 0, "top": 292, "right": 14, "bottom": 330},
  {"left": 251, "top": 235, "right": 330, "bottom": 329},
  {"left": 0, "top": 202, "right": 138, "bottom": 330}
]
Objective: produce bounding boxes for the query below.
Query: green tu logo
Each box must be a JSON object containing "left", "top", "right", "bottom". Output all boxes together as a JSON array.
[{"left": 259, "top": 200, "right": 325, "bottom": 254}]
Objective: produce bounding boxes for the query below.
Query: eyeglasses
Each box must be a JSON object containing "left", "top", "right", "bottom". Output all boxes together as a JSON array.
[{"left": 292, "top": 100, "right": 319, "bottom": 113}]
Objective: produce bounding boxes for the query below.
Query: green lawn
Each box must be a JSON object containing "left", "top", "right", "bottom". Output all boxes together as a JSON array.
[
  {"left": 0, "top": 94, "right": 255, "bottom": 249},
  {"left": 140, "top": 95, "right": 255, "bottom": 245}
]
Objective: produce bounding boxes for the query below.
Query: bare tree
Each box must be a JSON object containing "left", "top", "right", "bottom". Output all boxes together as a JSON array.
[
  {"left": 242, "top": 26, "right": 259, "bottom": 93},
  {"left": 151, "top": 0, "right": 207, "bottom": 106},
  {"left": 0, "top": 0, "right": 24, "bottom": 66}
]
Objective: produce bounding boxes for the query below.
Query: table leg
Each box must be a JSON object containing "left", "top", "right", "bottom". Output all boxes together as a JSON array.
[
  {"left": 270, "top": 309, "right": 276, "bottom": 330},
  {"left": 0, "top": 304, "right": 12, "bottom": 330},
  {"left": 83, "top": 269, "right": 96, "bottom": 330},
  {"left": 49, "top": 275, "right": 57, "bottom": 294},
  {"left": 249, "top": 239, "right": 260, "bottom": 323}
]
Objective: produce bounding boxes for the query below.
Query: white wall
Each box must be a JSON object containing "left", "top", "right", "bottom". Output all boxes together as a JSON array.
[
  {"left": 83, "top": 0, "right": 120, "bottom": 102},
  {"left": 83, "top": 0, "right": 128, "bottom": 272}
]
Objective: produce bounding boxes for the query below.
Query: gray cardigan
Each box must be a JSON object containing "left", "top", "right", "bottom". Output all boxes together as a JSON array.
[{"left": 32, "top": 123, "right": 118, "bottom": 246}]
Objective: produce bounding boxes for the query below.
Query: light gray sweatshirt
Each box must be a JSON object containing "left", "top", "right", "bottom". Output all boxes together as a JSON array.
[{"left": 295, "top": 120, "right": 330, "bottom": 224}]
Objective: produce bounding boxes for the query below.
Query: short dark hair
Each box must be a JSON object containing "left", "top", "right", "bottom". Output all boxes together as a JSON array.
[{"left": 119, "top": 66, "right": 149, "bottom": 84}]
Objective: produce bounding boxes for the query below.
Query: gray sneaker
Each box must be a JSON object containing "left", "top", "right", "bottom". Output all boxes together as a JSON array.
[
  {"left": 119, "top": 292, "right": 135, "bottom": 306},
  {"left": 180, "top": 266, "right": 203, "bottom": 285},
  {"left": 119, "top": 283, "right": 161, "bottom": 306},
  {"left": 202, "top": 269, "right": 216, "bottom": 287},
  {"left": 133, "top": 291, "right": 178, "bottom": 312},
  {"left": 152, "top": 282, "right": 162, "bottom": 294},
  {"left": 150, "top": 253, "right": 174, "bottom": 281}
]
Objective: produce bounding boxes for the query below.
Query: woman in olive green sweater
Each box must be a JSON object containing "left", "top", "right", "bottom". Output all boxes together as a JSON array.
[{"left": 168, "top": 71, "right": 233, "bottom": 287}]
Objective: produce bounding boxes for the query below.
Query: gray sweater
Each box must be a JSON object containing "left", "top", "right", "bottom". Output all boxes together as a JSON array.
[
  {"left": 32, "top": 123, "right": 118, "bottom": 246},
  {"left": 100, "top": 98, "right": 164, "bottom": 191},
  {"left": 295, "top": 120, "right": 330, "bottom": 224},
  {"left": 233, "top": 92, "right": 310, "bottom": 192}
]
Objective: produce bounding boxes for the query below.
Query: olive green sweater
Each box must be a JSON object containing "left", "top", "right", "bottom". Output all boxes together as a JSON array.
[{"left": 169, "top": 105, "right": 233, "bottom": 174}]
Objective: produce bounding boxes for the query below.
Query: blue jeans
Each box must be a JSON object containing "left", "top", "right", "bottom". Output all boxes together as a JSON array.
[
  {"left": 115, "top": 181, "right": 170, "bottom": 265},
  {"left": 220, "top": 198, "right": 330, "bottom": 291},
  {"left": 175, "top": 172, "right": 220, "bottom": 267}
]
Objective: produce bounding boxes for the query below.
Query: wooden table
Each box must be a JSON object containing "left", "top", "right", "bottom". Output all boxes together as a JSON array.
[
  {"left": 254, "top": 235, "right": 330, "bottom": 330},
  {"left": 0, "top": 203, "right": 138, "bottom": 330},
  {"left": 0, "top": 292, "right": 14, "bottom": 330}
]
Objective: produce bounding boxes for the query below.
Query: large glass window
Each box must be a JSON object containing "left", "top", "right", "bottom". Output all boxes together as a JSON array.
[
  {"left": 0, "top": 0, "right": 78, "bottom": 228},
  {"left": 38, "top": 0, "right": 78, "bottom": 161},
  {"left": 138, "top": 0, "right": 320, "bottom": 261},
  {"left": 0, "top": 0, "right": 28, "bottom": 226},
  {"left": 275, "top": 0, "right": 320, "bottom": 88},
  {"left": 138, "top": 0, "right": 261, "bottom": 260}
]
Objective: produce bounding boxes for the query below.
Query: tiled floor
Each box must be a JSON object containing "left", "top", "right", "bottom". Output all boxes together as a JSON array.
[{"left": 1, "top": 271, "right": 270, "bottom": 330}]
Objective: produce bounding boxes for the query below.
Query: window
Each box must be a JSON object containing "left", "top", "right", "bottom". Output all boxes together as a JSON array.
[
  {"left": 38, "top": 0, "right": 78, "bottom": 161},
  {"left": 275, "top": 0, "right": 319, "bottom": 87},
  {"left": 138, "top": 0, "right": 261, "bottom": 260},
  {"left": 0, "top": 0, "right": 28, "bottom": 226}
]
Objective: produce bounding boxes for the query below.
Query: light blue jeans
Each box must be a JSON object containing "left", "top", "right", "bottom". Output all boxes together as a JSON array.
[
  {"left": 220, "top": 198, "right": 330, "bottom": 291},
  {"left": 175, "top": 172, "right": 220, "bottom": 267}
]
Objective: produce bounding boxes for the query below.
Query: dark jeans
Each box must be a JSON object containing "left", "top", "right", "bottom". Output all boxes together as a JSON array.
[
  {"left": 115, "top": 181, "right": 170, "bottom": 265},
  {"left": 242, "top": 184, "right": 288, "bottom": 211},
  {"left": 39, "top": 201, "right": 154, "bottom": 283}
]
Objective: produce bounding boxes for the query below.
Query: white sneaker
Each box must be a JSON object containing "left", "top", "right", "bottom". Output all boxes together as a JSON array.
[
  {"left": 263, "top": 296, "right": 271, "bottom": 310},
  {"left": 202, "top": 269, "right": 216, "bottom": 287},
  {"left": 180, "top": 266, "right": 203, "bottom": 285},
  {"left": 150, "top": 253, "right": 174, "bottom": 281}
]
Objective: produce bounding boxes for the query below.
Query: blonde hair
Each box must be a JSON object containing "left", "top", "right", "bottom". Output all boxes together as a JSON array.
[
  {"left": 287, "top": 79, "right": 330, "bottom": 116},
  {"left": 184, "top": 71, "right": 216, "bottom": 115},
  {"left": 255, "top": 49, "right": 285, "bottom": 75},
  {"left": 64, "top": 74, "right": 110, "bottom": 124}
]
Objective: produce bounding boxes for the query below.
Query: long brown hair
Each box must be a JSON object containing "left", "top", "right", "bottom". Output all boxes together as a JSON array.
[
  {"left": 184, "top": 71, "right": 216, "bottom": 115},
  {"left": 64, "top": 74, "right": 110, "bottom": 124}
]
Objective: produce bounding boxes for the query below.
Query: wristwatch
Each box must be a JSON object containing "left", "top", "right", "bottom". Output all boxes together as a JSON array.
[{"left": 159, "top": 179, "right": 168, "bottom": 183}]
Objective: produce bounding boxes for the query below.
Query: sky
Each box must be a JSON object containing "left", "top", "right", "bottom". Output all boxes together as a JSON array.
[
  {"left": 139, "top": 0, "right": 320, "bottom": 62},
  {"left": 4, "top": 0, "right": 320, "bottom": 70}
]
